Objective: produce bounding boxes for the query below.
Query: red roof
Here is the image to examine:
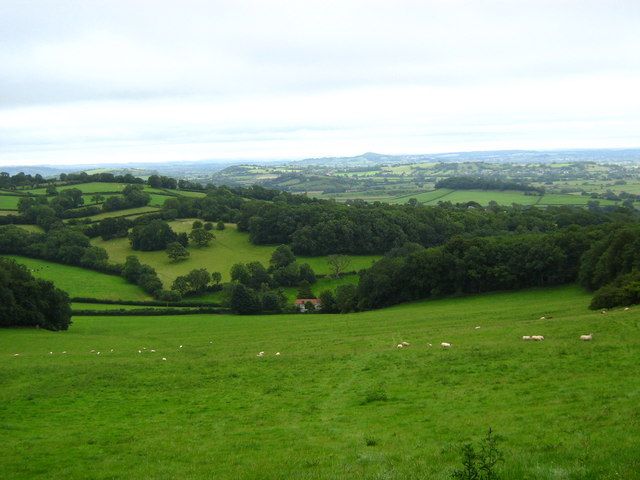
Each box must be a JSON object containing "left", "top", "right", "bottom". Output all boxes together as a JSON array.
[{"left": 295, "top": 298, "right": 320, "bottom": 304}]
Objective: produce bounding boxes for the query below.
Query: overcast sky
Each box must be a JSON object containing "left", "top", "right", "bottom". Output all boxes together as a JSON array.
[{"left": 1, "top": 0, "right": 639, "bottom": 166}]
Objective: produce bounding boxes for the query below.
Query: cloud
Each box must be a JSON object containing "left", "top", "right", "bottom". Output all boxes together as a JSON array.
[{"left": 0, "top": 0, "right": 639, "bottom": 164}]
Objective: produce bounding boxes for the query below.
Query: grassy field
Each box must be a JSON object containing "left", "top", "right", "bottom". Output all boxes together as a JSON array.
[
  {"left": 1, "top": 285, "right": 639, "bottom": 478},
  {"left": 92, "top": 221, "right": 380, "bottom": 285},
  {"left": 384, "top": 189, "right": 623, "bottom": 207},
  {"left": 26, "top": 182, "right": 176, "bottom": 195},
  {"left": 3, "top": 255, "right": 151, "bottom": 301},
  {"left": 77, "top": 206, "right": 161, "bottom": 222},
  {"left": 0, "top": 195, "right": 21, "bottom": 209}
]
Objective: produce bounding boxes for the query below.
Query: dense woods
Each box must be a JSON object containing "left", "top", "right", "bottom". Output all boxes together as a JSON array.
[{"left": 0, "top": 257, "right": 71, "bottom": 330}]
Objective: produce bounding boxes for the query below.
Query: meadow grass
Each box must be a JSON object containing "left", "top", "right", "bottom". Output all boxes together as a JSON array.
[
  {"left": 26, "top": 182, "right": 175, "bottom": 195},
  {"left": 92, "top": 221, "right": 380, "bottom": 285},
  {"left": 0, "top": 195, "right": 21, "bottom": 209},
  {"left": 173, "top": 190, "right": 207, "bottom": 198},
  {"left": 538, "top": 193, "right": 617, "bottom": 206},
  {"left": 3, "top": 255, "right": 152, "bottom": 301},
  {"left": 78, "top": 206, "right": 161, "bottom": 221},
  {"left": 1, "top": 285, "right": 638, "bottom": 479}
]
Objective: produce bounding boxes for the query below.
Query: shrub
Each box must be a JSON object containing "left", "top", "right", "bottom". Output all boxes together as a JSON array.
[
  {"left": 361, "top": 384, "right": 388, "bottom": 405},
  {"left": 451, "top": 428, "right": 503, "bottom": 480}
]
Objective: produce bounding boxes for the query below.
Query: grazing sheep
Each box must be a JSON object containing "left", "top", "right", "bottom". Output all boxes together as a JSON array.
[
  {"left": 162, "top": 357, "right": 167, "bottom": 361},
  {"left": 138, "top": 350, "right": 142, "bottom": 354},
  {"left": 401, "top": 341, "right": 410, "bottom": 347},
  {"left": 531, "top": 335, "right": 545, "bottom": 341},
  {"left": 49, "top": 352, "right": 53, "bottom": 355},
  {"left": 441, "top": 342, "right": 452, "bottom": 348},
  {"left": 397, "top": 344, "right": 404, "bottom": 348},
  {"left": 539, "top": 316, "right": 546, "bottom": 320},
  {"left": 179, "top": 345, "right": 183, "bottom": 348},
  {"left": 110, "top": 349, "right": 114, "bottom": 352},
  {"left": 522, "top": 335, "right": 532, "bottom": 340},
  {"left": 580, "top": 334, "right": 593, "bottom": 341},
  {"left": 427, "top": 343, "right": 432, "bottom": 347},
  {"left": 601, "top": 310, "right": 607, "bottom": 314},
  {"left": 275, "top": 352, "right": 281, "bottom": 356},
  {"left": 62, "top": 351, "right": 66, "bottom": 354},
  {"left": 257, "top": 351, "right": 265, "bottom": 357},
  {"left": 150, "top": 349, "right": 156, "bottom": 352},
  {"left": 624, "top": 307, "right": 630, "bottom": 311},
  {"left": 475, "top": 326, "right": 481, "bottom": 329},
  {"left": 13, "top": 353, "right": 19, "bottom": 356},
  {"left": 97, "top": 352, "right": 100, "bottom": 355}
]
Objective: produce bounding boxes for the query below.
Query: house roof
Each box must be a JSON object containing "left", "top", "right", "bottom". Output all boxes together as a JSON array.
[{"left": 295, "top": 298, "right": 321, "bottom": 304}]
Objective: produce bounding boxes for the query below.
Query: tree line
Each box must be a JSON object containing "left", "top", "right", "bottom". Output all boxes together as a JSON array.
[
  {"left": 0, "top": 257, "right": 71, "bottom": 330},
  {"left": 435, "top": 176, "right": 545, "bottom": 194}
]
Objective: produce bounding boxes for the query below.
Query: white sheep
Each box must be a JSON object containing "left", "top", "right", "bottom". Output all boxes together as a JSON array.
[
  {"left": 401, "top": 341, "right": 410, "bottom": 347},
  {"left": 275, "top": 352, "right": 281, "bottom": 356},
  {"left": 475, "top": 326, "right": 481, "bottom": 330},
  {"left": 522, "top": 335, "right": 532, "bottom": 341},
  {"left": 150, "top": 349, "right": 156, "bottom": 352},
  {"left": 257, "top": 351, "right": 265, "bottom": 357},
  {"left": 601, "top": 310, "right": 607, "bottom": 314},
  {"left": 162, "top": 357, "right": 167, "bottom": 361},
  {"left": 539, "top": 316, "right": 546, "bottom": 320},
  {"left": 441, "top": 342, "right": 452, "bottom": 348},
  {"left": 531, "top": 335, "right": 545, "bottom": 341},
  {"left": 397, "top": 344, "right": 404, "bottom": 348},
  {"left": 624, "top": 307, "right": 630, "bottom": 311},
  {"left": 580, "top": 333, "right": 593, "bottom": 341},
  {"left": 427, "top": 343, "right": 432, "bottom": 347}
]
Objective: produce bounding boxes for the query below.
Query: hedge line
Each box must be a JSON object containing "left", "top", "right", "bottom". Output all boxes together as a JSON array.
[
  {"left": 71, "top": 297, "right": 222, "bottom": 307},
  {"left": 72, "top": 307, "right": 230, "bottom": 316}
]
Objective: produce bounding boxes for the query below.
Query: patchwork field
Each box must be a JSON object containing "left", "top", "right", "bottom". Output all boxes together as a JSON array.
[
  {"left": 1, "top": 285, "right": 638, "bottom": 479},
  {"left": 92, "top": 221, "right": 380, "bottom": 285}
]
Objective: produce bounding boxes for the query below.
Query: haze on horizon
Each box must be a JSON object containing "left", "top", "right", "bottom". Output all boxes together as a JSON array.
[{"left": 1, "top": 0, "right": 639, "bottom": 167}]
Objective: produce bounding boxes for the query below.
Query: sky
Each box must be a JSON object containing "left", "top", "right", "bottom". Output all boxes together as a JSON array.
[{"left": 1, "top": 0, "right": 639, "bottom": 166}]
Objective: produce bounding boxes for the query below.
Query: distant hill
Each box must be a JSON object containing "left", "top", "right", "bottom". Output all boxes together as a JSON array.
[{"left": 294, "top": 149, "right": 640, "bottom": 167}]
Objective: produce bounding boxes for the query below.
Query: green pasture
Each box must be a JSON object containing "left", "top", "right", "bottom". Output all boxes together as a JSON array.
[
  {"left": 77, "top": 206, "right": 161, "bottom": 222},
  {"left": 1, "top": 285, "right": 639, "bottom": 478},
  {"left": 26, "top": 182, "right": 176, "bottom": 196},
  {"left": 3, "top": 255, "right": 151, "bottom": 301},
  {"left": 92, "top": 221, "right": 380, "bottom": 285},
  {"left": 173, "top": 190, "right": 207, "bottom": 198},
  {"left": 0, "top": 195, "right": 21, "bottom": 209}
]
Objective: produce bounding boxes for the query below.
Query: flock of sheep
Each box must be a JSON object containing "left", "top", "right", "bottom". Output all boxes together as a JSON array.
[{"left": 10, "top": 308, "right": 634, "bottom": 359}]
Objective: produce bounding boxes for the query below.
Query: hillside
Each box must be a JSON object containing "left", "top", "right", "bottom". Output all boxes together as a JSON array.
[
  {"left": 92, "top": 219, "right": 379, "bottom": 285},
  {"left": 1, "top": 285, "right": 638, "bottom": 478}
]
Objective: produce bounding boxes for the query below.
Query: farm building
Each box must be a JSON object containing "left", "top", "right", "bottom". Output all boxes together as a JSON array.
[{"left": 295, "top": 298, "right": 322, "bottom": 312}]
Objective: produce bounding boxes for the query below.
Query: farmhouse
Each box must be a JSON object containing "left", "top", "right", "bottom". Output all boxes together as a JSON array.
[{"left": 295, "top": 298, "right": 322, "bottom": 312}]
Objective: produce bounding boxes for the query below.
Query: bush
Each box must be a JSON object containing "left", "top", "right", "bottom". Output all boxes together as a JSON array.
[
  {"left": 451, "top": 428, "right": 503, "bottom": 480},
  {"left": 361, "top": 384, "right": 388, "bottom": 404}
]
